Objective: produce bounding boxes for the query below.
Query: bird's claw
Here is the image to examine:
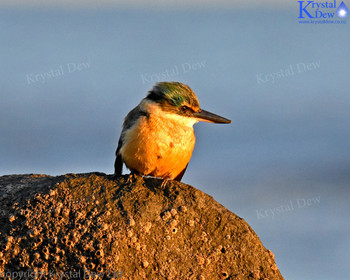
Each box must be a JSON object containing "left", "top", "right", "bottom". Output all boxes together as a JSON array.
[
  {"left": 126, "top": 173, "right": 137, "bottom": 184},
  {"left": 160, "top": 178, "right": 170, "bottom": 188}
]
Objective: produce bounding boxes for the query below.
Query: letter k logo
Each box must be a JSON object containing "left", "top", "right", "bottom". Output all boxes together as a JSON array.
[{"left": 298, "top": 1, "right": 314, "bottom": 18}]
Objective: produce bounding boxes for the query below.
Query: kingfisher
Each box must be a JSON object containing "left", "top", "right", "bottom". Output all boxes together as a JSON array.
[{"left": 114, "top": 81, "right": 231, "bottom": 183}]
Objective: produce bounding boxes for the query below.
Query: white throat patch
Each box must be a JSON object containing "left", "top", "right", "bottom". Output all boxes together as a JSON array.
[{"left": 141, "top": 100, "right": 198, "bottom": 128}]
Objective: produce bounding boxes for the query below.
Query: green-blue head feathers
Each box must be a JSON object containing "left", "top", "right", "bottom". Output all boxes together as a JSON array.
[{"left": 146, "top": 82, "right": 200, "bottom": 111}]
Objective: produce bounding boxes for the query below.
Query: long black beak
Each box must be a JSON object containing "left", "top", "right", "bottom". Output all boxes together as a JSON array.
[{"left": 193, "top": 109, "right": 231, "bottom": 124}]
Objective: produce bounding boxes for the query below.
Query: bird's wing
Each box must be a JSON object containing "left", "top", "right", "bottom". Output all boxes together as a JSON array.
[
  {"left": 174, "top": 163, "right": 189, "bottom": 182},
  {"left": 114, "top": 103, "right": 149, "bottom": 176},
  {"left": 114, "top": 137, "right": 123, "bottom": 175}
]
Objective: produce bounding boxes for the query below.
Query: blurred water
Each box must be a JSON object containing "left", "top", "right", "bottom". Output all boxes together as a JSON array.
[{"left": 1, "top": 7, "right": 349, "bottom": 280}]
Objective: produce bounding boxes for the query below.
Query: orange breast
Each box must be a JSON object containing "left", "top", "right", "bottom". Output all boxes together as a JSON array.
[{"left": 120, "top": 114, "right": 195, "bottom": 180}]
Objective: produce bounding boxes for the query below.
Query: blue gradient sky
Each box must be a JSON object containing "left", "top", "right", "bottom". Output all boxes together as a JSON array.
[
  {"left": 0, "top": 0, "right": 294, "bottom": 9},
  {"left": 1, "top": 3, "right": 350, "bottom": 280}
]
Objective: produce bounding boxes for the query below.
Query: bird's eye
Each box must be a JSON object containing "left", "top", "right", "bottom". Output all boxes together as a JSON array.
[{"left": 181, "top": 106, "right": 189, "bottom": 113}]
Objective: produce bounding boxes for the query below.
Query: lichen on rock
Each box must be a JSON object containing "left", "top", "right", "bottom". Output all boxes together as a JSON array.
[{"left": 0, "top": 173, "right": 284, "bottom": 280}]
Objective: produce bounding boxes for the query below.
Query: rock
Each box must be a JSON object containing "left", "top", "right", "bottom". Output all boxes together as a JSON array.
[{"left": 0, "top": 173, "right": 284, "bottom": 280}]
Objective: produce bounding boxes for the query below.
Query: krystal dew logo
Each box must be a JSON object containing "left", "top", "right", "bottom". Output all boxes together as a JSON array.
[{"left": 298, "top": 0, "right": 349, "bottom": 24}]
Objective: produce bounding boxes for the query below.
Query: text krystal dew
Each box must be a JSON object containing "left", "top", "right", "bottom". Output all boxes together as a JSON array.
[{"left": 0, "top": 269, "right": 123, "bottom": 279}]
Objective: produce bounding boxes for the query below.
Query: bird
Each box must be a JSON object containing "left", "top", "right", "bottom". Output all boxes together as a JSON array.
[{"left": 114, "top": 81, "right": 231, "bottom": 183}]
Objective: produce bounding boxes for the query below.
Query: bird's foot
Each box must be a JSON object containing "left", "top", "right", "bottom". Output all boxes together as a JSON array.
[
  {"left": 160, "top": 178, "right": 170, "bottom": 188},
  {"left": 126, "top": 173, "right": 137, "bottom": 184}
]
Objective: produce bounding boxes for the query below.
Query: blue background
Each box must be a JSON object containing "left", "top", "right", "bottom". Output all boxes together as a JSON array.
[{"left": 1, "top": 4, "right": 350, "bottom": 279}]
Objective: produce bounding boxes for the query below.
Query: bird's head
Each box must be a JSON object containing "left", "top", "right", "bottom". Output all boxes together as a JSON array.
[{"left": 143, "top": 82, "right": 231, "bottom": 126}]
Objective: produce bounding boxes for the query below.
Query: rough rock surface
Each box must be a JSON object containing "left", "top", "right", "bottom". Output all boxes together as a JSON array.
[{"left": 0, "top": 173, "right": 284, "bottom": 280}]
